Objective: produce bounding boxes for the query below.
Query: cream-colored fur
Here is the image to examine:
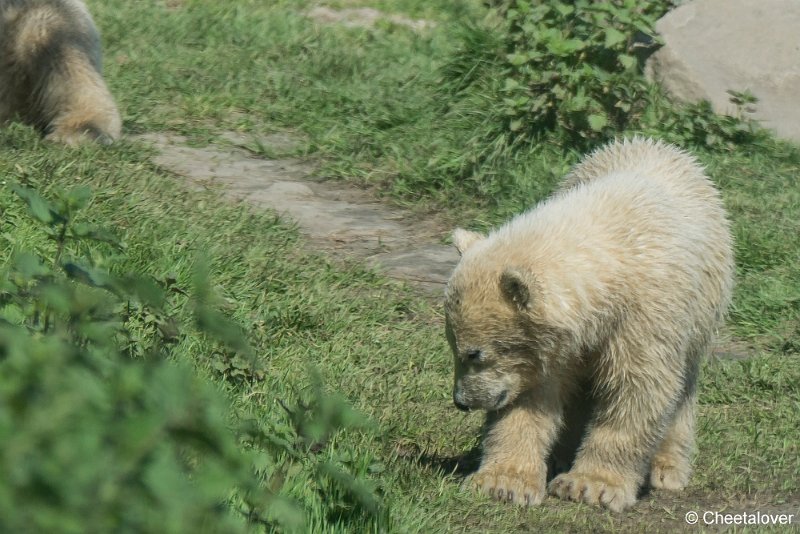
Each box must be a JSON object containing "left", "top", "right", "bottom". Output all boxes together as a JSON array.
[
  {"left": 0, "top": 0, "right": 121, "bottom": 144},
  {"left": 445, "top": 137, "right": 734, "bottom": 511}
]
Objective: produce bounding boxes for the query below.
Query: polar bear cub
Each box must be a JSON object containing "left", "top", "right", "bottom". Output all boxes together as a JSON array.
[{"left": 445, "top": 138, "right": 734, "bottom": 511}]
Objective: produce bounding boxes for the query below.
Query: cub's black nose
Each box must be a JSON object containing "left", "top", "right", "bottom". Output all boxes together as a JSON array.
[{"left": 453, "top": 398, "right": 470, "bottom": 412}]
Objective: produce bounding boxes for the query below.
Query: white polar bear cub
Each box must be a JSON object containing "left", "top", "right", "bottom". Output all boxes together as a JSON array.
[{"left": 445, "top": 137, "right": 734, "bottom": 512}]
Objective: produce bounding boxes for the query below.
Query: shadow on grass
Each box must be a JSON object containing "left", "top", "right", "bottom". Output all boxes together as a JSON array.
[{"left": 397, "top": 443, "right": 482, "bottom": 479}]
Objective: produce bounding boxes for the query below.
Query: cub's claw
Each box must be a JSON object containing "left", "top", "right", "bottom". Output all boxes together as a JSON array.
[
  {"left": 548, "top": 471, "right": 636, "bottom": 512},
  {"left": 464, "top": 469, "right": 545, "bottom": 507}
]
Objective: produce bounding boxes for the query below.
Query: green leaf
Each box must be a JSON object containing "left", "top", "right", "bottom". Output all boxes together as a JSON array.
[
  {"left": 604, "top": 28, "right": 627, "bottom": 48},
  {"left": 317, "top": 462, "right": 380, "bottom": 513},
  {"left": 530, "top": 94, "right": 550, "bottom": 111},
  {"left": 144, "top": 447, "right": 192, "bottom": 503},
  {"left": 65, "top": 185, "right": 92, "bottom": 211},
  {"left": 38, "top": 284, "right": 73, "bottom": 314},
  {"left": 71, "top": 223, "right": 124, "bottom": 249},
  {"left": 263, "top": 496, "right": 306, "bottom": 531},
  {"left": 211, "top": 360, "right": 230, "bottom": 373},
  {"left": 10, "top": 184, "right": 61, "bottom": 225},
  {"left": 505, "top": 53, "right": 528, "bottom": 66},
  {"left": 502, "top": 77, "right": 521, "bottom": 91},
  {"left": 568, "top": 94, "right": 590, "bottom": 112},
  {"left": 119, "top": 275, "right": 165, "bottom": 308},
  {"left": 195, "top": 306, "right": 251, "bottom": 354},
  {"left": 12, "top": 252, "right": 51, "bottom": 280},
  {"left": 62, "top": 261, "right": 115, "bottom": 290},
  {"left": 555, "top": 4, "right": 574, "bottom": 16},
  {"left": 368, "top": 462, "right": 386, "bottom": 474},
  {"left": 546, "top": 37, "right": 585, "bottom": 57},
  {"left": 619, "top": 54, "right": 636, "bottom": 70},
  {"left": 78, "top": 320, "right": 120, "bottom": 344},
  {"left": 588, "top": 113, "right": 609, "bottom": 131}
]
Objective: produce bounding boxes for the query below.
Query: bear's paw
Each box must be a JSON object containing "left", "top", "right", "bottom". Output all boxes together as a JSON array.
[
  {"left": 548, "top": 470, "right": 636, "bottom": 512},
  {"left": 464, "top": 468, "right": 545, "bottom": 507},
  {"left": 650, "top": 456, "right": 690, "bottom": 491},
  {"left": 45, "top": 125, "right": 116, "bottom": 146}
]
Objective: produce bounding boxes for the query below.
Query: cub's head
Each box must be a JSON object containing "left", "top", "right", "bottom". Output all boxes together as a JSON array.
[{"left": 445, "top": 228, "right": 553, "bottom": 412}]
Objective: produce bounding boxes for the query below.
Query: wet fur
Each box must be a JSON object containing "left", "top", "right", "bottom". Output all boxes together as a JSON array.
[{"left": 446, "top": 138, "right": 734, "bottom": 511}]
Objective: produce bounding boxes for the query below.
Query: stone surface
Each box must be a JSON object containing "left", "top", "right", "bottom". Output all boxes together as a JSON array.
[
  {"left": 646, "top": 0, "right": 800, "bottom": 143},
  {"left": 307, "top": 6, "right": 434, "bottom": 32},
  {"left": 137, "top": 133, "right": 459, "bottom": 296}
]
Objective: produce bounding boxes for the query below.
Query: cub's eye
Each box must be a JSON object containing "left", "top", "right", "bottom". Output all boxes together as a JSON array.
[{"left": 465, "top": 349, "right": 483, "bottom": 361}]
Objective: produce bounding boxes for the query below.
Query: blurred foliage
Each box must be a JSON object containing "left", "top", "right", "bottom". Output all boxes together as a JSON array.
[{"left": 0, "top": 182, "right": 383, "bottom": 533}]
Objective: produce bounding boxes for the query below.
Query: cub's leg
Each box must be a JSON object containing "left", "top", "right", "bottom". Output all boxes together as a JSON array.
[
  {"left": 39, "top": 47, "right": 121, "bottom": 145},
  {"left": 466, "top": 382, "right": 565, "bottom": 507},
  {"left": 649, "top": 391, "right": 695, "bottom": 491},
  {"left": 650, "top": 344, "right": 702, "bottom": 492},
  {"left": 549, "top": 334, "right": 684, "bottom": 512}
]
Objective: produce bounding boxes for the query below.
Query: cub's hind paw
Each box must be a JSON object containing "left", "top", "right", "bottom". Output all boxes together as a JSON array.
[
  {"left": 465, "top": 468, "right": 545, "bottom": 507},
  {"left": 45, "top": 124, "right": 117, "bottom": 146}
]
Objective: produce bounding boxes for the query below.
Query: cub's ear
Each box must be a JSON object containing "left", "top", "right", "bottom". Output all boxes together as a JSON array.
[
  {"left": 452, "top": 228, "right": 485, "bottom": 256},
  {"left": 500, "top": 268, "right": 537, "bottom": 311}
]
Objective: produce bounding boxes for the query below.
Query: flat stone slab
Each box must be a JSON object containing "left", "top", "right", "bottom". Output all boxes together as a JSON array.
[
  {"left": 137, "top": 133, "right": 459, "bottom": 296},
  {"left": 647, "top": 0, "right": 800, "bottom": 143},
  {"left": 306, "top": 6, "right": 434, "bottom": 32},
  {"left": 137, "top": 132, "right": 751, "bottom": 359}
]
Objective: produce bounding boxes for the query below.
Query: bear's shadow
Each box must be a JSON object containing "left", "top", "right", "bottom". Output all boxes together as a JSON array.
[
  {"left": 409, "top": 446, "right": 652, "bottom": 500},
  {"left": 408, "top": 407, "right": 653, "bottom": 500}
]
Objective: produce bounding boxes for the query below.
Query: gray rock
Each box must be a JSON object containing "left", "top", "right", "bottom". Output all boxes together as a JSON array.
[{"left": 646, "top": 0, "right": 800, "bottom": 143}]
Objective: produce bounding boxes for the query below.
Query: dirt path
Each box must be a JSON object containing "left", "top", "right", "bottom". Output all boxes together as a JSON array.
[
  {"left": 138, "top": 132, "right": 459, "bottom": 296},
  {"left": 139, "top": 131, "right": 752, "bottom": 360}
]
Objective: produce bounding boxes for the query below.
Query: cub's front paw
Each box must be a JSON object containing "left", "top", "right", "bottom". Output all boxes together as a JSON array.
[
  {"left": 548, "top": 470, "right": 636, "bottom": 512},
  {"left": 650, "top": 455, "right": 690, "bottom": 491},
  {"left": 46, "top": 126, "right": 116, "bottom": 146},
  {"left": 464, "top": 468, "right": 545, "bottom": 507}
]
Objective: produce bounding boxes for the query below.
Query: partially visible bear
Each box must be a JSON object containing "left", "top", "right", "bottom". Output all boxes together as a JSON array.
[
  {"left": 0, "top": 0, "right": 121, "bottom": 144},
  {"left": 445, "top": 138, "right": 733, "bottom": 512}
]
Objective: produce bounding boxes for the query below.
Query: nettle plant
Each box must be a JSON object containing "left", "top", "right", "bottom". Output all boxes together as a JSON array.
[
  {"left": 640, "top": 88, "right": 768, "bottom": 151},
  {"left": 0, "top": 182, "right": 382, "bottom": 532},
  {"left": 496, "top": 0, "right": 661, "bottom": 144}
]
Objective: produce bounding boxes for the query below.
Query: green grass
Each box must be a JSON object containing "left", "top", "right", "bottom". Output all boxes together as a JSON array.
[
  {"left": 1, "top": 0, "right": 798, "bottom": 531},
  {"left": 95, "top": 0, "right": 800, "bottom": 352}
]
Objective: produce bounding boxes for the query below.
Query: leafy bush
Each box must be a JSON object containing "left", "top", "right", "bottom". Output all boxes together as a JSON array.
[
  {"left": 638, "top": 88, "right": 769, "bottom": 150},
  {"left": 440, "top": 0, "right": 765, "bottom": 157},
  {"left": 0, "top": 182, "right": 383, "bottom": 532},
  {"left": 443, "top": 0, "right": 664, "bottom": 147}
]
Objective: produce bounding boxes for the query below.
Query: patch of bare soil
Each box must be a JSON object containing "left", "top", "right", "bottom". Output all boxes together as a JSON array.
[
  {"left": 137, "top": 132, "right": 458, "bottom": 296},
  {"left": 306, "top": 6, "right": 435, "bottom": 32},
  {"left": 711, "top": 328, "right": 757, "bottom": 361}
]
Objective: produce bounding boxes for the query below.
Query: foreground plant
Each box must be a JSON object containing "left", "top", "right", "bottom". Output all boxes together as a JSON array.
[{"left": 0, "top": 181, "right": 383, "bottom": 532}]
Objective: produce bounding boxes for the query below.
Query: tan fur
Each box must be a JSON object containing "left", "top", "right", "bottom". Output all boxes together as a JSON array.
[
  {"left": 445, "top": 138, "right": 734, "bottom": 511},
  {"left": 0, "top": 0, "right": 121, "bottom": 144}
]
